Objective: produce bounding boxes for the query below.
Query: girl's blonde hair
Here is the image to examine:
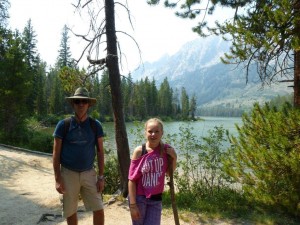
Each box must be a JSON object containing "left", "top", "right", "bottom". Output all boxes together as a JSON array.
[
  {"left": 144, "top": 118, "right": 164, "bottom": 155},
  {"left": 144, "top": 118, "right": 164, "bottom": 132}
]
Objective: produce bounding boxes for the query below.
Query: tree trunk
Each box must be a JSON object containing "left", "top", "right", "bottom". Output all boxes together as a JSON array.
[
  {"left": 294, "top": 0, "right": 300, "bottom": 107},
  {"left": 167, "top": 156, "right": 180, "bottom": 225},
  {"left": 105, "top": 0, "right": 131, "bottom": 197},
  {"left": 294, "top": 50, "right": 300, "bottom": 107}
]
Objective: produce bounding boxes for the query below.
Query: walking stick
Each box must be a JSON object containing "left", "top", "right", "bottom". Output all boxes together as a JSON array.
[{"left": 167, "top": 156, "right": 180, "bottom": 225}]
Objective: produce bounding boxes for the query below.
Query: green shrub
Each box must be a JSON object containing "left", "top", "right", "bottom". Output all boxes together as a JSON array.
[
  {"left": 28, "top": 131, "right": 53, "bottom": 153},
  {"left": 224, "top": 102, "right": 300, "bottom": 216},
  {"left": 172, "top": 124, "right": 231, "bottom": 197},
  {"left": 102, "top": 148, "right": 121, "bottom": 194},
  {"left": 90, "top": 110, "right": 100, "bottom": 120}
]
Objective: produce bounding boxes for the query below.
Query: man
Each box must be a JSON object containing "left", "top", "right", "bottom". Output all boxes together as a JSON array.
[{"left": 53, "top": 87, "right": 105, "bottom": 225}]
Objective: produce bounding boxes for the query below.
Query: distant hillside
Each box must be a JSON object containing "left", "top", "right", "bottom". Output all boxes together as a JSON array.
[{"left": 131, "top": 36, "right": 293, "bottom": 113}]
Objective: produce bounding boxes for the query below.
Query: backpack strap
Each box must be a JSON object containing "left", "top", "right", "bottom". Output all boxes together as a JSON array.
[
  {"left": 141, "top": 143, "right": 147, "bottom": 156},
  {"left": 88, "top": 117, "right": 99, "bottom": 151},
  {"left": 63, "top": 117, "right": 72, "bottom": 139},
  {"left": 88, "top": 117, "right": 97, "bottom": 135}
]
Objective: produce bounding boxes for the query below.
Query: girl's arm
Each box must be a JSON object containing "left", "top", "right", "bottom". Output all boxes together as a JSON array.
[
  {"left": 128, "top": 179, "right": 140, "bottom": 220},
  {"left": 128, "top": 146, "right": 143, "bottom": 220}
]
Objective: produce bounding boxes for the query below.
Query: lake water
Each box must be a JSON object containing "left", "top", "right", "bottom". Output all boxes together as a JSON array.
[{"left": 101, "top": 116, "right": 242, "bottom": 152}]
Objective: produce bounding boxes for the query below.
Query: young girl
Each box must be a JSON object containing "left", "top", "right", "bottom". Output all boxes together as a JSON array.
[{"left": 128, "top": 118, "right": 177, "bottom": 225}]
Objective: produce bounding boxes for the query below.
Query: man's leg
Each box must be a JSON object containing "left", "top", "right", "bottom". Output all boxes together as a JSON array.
[
  {"left": 93, "top": 209, "right": 104, "bottom": 225},
  {"left": 67, "top": 212, "right": 78, "bottom": 225}
]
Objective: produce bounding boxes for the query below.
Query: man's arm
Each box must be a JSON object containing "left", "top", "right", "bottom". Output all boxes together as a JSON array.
[
  {"left": 53, "top": 137, "right": 64, "bottom": 194},
  {"left": 96, "top": 137, "right": 105, "bottom": 192}
]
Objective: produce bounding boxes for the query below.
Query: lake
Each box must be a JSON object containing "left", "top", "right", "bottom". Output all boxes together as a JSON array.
[{"left": 101, "top": 116, "right": 242, "bottom": 152}]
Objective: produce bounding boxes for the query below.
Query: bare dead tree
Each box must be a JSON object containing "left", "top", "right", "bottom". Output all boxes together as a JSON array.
[{"left": 72, "top": 0, "right": 143, "bottom": 196}]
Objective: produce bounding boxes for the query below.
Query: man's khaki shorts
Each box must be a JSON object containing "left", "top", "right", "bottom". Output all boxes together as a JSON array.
[{"left": 61, "top": 166, "right": 103, "bottom": 218}]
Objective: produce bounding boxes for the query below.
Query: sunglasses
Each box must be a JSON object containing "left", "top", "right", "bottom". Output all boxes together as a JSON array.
[{"left": 73, "top": 99, "right": 89, "bottom": 105}]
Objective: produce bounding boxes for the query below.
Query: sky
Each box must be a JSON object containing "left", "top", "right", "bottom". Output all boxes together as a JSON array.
[{"left": 8, "top": 0, "right": 229, "bottom": 73}]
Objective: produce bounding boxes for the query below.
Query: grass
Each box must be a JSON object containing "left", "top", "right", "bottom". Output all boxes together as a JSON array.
[{"left": 162, "top": 190, "right": 300, "bottom": 225}]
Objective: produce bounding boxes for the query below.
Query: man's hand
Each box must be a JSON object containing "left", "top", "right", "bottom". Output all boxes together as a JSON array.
[
  {"left": 96, "top": 178, "right": 105, "bottom": 192},
  {"left": 55, "top": 179, "right": 65, "bottom": 194}
]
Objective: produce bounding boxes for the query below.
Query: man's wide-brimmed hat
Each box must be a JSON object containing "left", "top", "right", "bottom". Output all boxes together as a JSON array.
[{"left": 66, "top": 87, "right": 97, "bottom": 107}]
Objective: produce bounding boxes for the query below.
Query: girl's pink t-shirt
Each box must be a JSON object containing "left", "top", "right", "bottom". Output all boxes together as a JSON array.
[{"left": 128, "top": 144, "right": 170, "bottom": 198}]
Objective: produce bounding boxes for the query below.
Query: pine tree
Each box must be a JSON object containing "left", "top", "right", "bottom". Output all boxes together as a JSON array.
[
  {"left": 98, "top": 70, "right": 112, "bottom": 119},
  {"left": 172, "top": 88, "right": 181, "bottom": 118},
  {"left": 22, "top": 19, "right": 38, "bottom": 69},
  {"left": 225, "top": 103, "right": 300, "bottom": 215},
  {"left": 57, "top": 25, "right": 74, "bottom": 69},
  {"left": 35, "top": 59, "right": 47, "bottom": 117},
  {"left": 189, "top": 94, "right": 197, "bottom": 120},
  {"left": 149, "top": 78, "right": 158, "bottom": 116},
  {"left": 134, "top": 79, "right": 147, "bottom": 119},
  {"left": 121, "top": 74, "right": 134, "bottom": 120},
  {"left": 22, "top": 19, "right": 39, "bottom": 115},
  {"left": 48, "top": 69, "right": 64, "bottom": 115},
  {"left": 149, "top": 0, "right": 300, "bottom": 106},
  {"left": 158, "top": 77, "right": 173, "bottom": 116},
  {"left": 181, "top": 87, "right": 189, "bottom": 120},
  {"left": 0, "top": 30, "right": 31, "bottom": 142}
]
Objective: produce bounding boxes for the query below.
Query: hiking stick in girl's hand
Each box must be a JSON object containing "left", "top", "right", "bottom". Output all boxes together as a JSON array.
[
  {"left": 128, "top": 118, "right": 177, "bottom": 225},
  {"left": 168, "top": 155, "right": 180, "bottom": 225}
]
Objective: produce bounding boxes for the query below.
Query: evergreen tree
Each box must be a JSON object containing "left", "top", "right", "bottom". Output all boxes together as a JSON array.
[
  {"left": 181, "top": 87, "right": 189, "bottom": 120},
  {"left": 172, "top": 88, "right": 181, "bottom": 118},
  {"left": 22, "top": 19, "right": 39, "bottom": 115},
  {"left": 22, "top": 19, "right": 38, "bottom": 69},
  {"left": 157, "top": 77, "right": 173, "bottom": 116},
  {"left": 35, "top": 59, "right": 47, "bottom": 117},
  {"left": 0, "top": 30, "right": 30, "bottom": 142},
  {"left": 225, "top": 103, "right": 300, "bottom": 215},
  {"left": 143, "top": 77, "right": 157, "bottom": 117},
  {"left": 189, "top": 93, "right": 197, "bottom": 120},
  {"left": 98, "top": 70, "right": 112, "bottom": 120},
  {"left": 148, "top": 0, "right": 300, "bottom": 106},
  {"left": 268, "top": 94, "right": 293, "bottom": 110},
  {"left": 91, "top": 74, "right": 101, "bottom": 114},
  {"left": 122, "top": 74, "right": 134, "bottom": 120},
  {"left": 134, "top": 79, "right": 147, "bottom": 119},
  {"left": 131, "top": 80, "right": 140, "bottom": 118},
  {"left": 149, "top": 78, "right": 158, "bottom": 116},
  {"left": 48, "top": 68, "right": 64, "bottom": 115},
  {"left": 57, "top": 25, "right": 74, "bottom": 69}
]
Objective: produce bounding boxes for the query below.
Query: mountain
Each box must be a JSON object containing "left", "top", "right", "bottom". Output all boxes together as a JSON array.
[{"left": 131, "top": 36, "right": 293, "bottom": 111}]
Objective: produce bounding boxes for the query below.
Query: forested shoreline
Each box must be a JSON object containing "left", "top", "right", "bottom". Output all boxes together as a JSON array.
[{"left": 0, "top": 16, "right": 200, "bottom": 145}]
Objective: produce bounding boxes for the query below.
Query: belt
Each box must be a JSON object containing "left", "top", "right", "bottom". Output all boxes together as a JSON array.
[{"left": 142, "top": 193, "right": 162, "bottom": 201}]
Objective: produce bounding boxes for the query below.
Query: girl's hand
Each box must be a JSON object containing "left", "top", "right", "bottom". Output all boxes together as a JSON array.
[
  {"left": 166, "top": 147, "right": 177, "bottom": 160},
  {"left": 130, "top": 204, "right": 140, "bottom": 220}
]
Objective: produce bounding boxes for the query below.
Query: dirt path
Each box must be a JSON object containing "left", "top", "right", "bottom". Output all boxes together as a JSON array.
[
  {"left": 0, "top": 145, "right": 196, "bottom": 225},
  {"left": 0, "top": 145, "right": 248, "bottom": 225}
]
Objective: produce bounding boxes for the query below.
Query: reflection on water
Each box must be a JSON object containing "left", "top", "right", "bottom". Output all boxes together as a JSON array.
[{"left": 102, "top": 117, "right": 242, "bottom": 153}]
